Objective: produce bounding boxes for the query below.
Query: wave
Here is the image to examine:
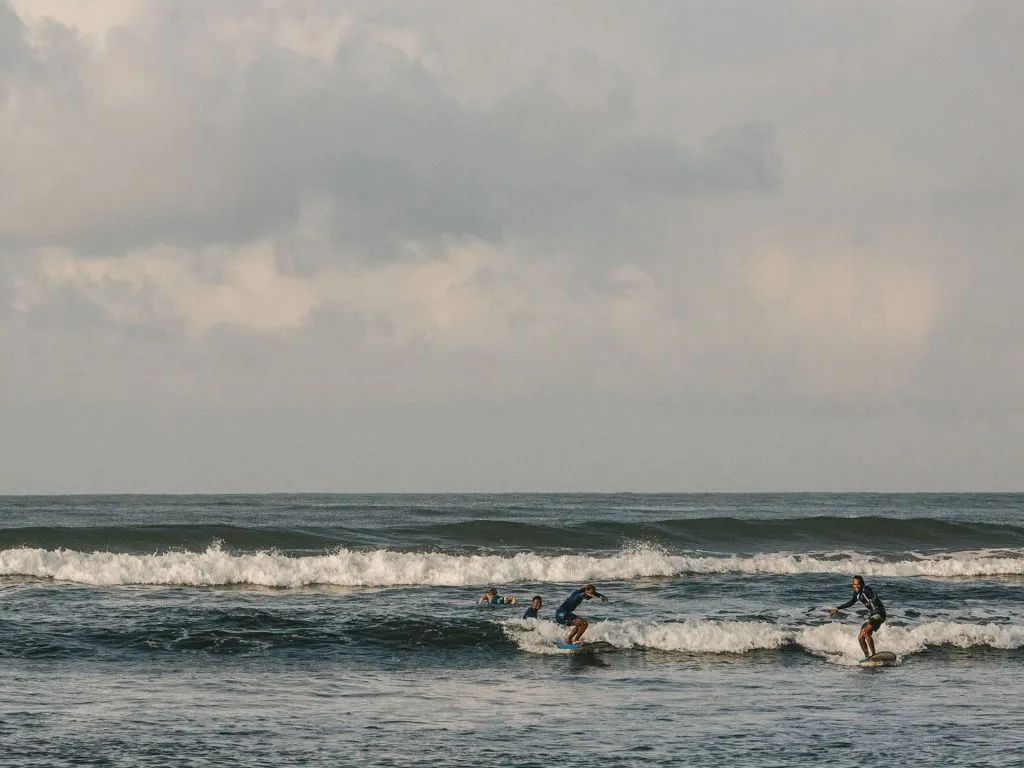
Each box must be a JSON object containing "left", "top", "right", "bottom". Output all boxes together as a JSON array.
[
  {"left": 2, "top": 544, "right": 1024, "bottom": 587},
  {"left": 419, "top": 516, "right": 1024, "bottom": 551},
  {"left": 2, "top": 516, "right": 1023, "bottom": 554},
  {"left": 0, "top": 615, "right": 509, "bottom": 659},
  {"left": 0, "top": 525, "right": 373, "bottom": 554},
  {"left": 504, "top": 618, "right": 1024, "bottom": 663}
]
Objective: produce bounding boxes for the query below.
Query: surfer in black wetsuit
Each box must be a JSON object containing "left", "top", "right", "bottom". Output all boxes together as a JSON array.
[
  {"left": 522, "top": 595, "right": 543, "bottom": 619},
  {"left": 828, "top": 575, "right": 886, "bottom": 659},
  {"left": 555, "top": 584, "right": 608, "bottom": 643}
]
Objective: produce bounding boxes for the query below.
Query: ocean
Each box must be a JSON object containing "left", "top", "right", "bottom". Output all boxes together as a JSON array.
[{"left": 1, "top": 493, "right": 1022, "bottom": 767}]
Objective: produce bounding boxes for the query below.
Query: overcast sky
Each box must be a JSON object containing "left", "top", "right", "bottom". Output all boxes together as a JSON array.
[{"left": 1, "top": 0, "right": 1021, "bottom": 493}]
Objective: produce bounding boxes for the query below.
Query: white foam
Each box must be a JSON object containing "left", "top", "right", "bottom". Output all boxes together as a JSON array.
[
  {"left": 502, "top": 618, "right": 1024, "bottom": 663},
  {"left": 0, "top": 544, "right": 1022, "bottom": 587},
  {"left": 504, "top": 617, "right": 790, "bottom": 655}
]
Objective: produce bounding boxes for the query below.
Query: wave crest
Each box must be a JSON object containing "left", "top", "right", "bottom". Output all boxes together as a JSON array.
[
  {"left": 1, "top": 544, "right": 1023, "bottom": 587},
  {"left": 503, "top": 618, "right": 1024, "bottom": 663}
]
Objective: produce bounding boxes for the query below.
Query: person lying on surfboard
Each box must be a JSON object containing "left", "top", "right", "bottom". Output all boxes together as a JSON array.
[
  {"left": 479, "top": 587, "right": 517, "bottom": 606},
  {"left": 555, "top": 584, "right": 608, "bottom": 643},
  {"left": 522, "top": 595, "right": 543, "bottom": 619},
  {"left": 827, "top": 575, "right": 886, "bottom": 659}
]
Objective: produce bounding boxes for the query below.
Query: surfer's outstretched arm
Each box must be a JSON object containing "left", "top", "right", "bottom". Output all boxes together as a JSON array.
[{"left": 829, "top": 592, "right": 858, "bottom": 616}]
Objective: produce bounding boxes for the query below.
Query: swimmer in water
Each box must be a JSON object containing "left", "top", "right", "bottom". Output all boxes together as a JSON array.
[
  {"left": 522, "top": 595, "right": 543, "bottom": 619},
  {"left": 479, "top": 587, "right": 517, "bottom": 606}
]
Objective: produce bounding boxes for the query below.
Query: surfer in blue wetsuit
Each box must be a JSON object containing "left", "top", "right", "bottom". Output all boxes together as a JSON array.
[
  {"left": 479, "top": 587, "right": 517, "bottom": 606},
  {"left": 522, "top": 595, "right": 543, "bottom": 619},
  {"left": 555, "top": 584, "right": 608, "bottom": 643},
  {"left": 828, "top": 575, "right": 886, "bottom": 659}
]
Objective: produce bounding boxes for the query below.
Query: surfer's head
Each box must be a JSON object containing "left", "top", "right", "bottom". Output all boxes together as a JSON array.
[
  {"left": 852, "top": 575, "right": 864, "bottom": 592},
  {"left": 531, "top": 595, "right": 543, "bottom": 609},
  {"left": 487, "top": 587, "right": 498, "bottom": 596},
  {"left": 583, "top": 584, "right": 597, "bottom": 595}
]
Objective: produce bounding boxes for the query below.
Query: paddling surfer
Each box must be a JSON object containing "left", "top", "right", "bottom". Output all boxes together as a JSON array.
[
  {"left": 479, "top": 587, "right": 517, "bottom": 606},
  {"left": 828, "top": 575, "right": 886, "bottom": 659}
]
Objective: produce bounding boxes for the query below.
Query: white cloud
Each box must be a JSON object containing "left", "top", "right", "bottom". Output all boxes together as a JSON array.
[
  {"left": 743, "top": 233, "right": 943, "bottom": 395},
  {"left": 17, "top": 243, "right": 317, "bottom": 334}
]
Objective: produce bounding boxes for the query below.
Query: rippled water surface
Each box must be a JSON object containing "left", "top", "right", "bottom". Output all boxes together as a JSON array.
[{"left": 1, "top": 494, "right": 1022, "bottom": 766}]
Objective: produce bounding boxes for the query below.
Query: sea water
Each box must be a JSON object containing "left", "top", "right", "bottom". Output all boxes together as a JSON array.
[{"left": 1, "top": 494, "right": 1022, "bottom": 766}]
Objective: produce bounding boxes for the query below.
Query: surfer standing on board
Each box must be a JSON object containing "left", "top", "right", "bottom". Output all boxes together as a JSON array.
[
  {"left": 555, "top": 584, "right": 608, "bottom": 643},
  {"left": 828, "top": 575, "right": 887, "bottom": 659}
]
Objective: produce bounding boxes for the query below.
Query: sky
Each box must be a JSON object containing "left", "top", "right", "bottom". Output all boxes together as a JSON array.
[{"left": 1, "top": 0, "right": 1021, "bottom": 493}]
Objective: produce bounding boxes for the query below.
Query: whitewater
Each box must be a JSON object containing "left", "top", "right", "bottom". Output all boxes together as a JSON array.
[
  {"left": 3, "top": 543, "right": 1023, "bottom": 587},
  {"left": 503, "top": 617, "right": 1024, "bottom": 662}
]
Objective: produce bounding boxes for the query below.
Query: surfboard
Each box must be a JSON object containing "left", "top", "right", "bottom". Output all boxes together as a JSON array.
[
  {"left": 555, "top": 641, "right": 615, "bottom": 654},
  {"left": 859, "top": 651, "right": 897, "bottom": 667}
]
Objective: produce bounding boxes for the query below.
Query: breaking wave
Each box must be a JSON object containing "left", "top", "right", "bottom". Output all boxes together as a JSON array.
[
  {"left": 2, "top": 544, "right": 1024, "bottom": 587},
  {"left": 504, "top": 618, "right": 1024, "bottom": 664}
]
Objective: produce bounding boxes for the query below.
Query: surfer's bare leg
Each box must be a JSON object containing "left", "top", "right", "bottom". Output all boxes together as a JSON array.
[
  {"left": 859, "top": 624, "right": 876, "bottom": 657},
  {"left": 567, "top": 618, "right": 588, "bottom": 643}
]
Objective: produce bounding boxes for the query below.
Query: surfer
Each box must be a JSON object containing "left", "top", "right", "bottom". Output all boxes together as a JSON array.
[
  {"left": 522, "top": 595, "right": 543, "bottom": 619},
  {"left": 479, "top": 587, "right": 517, "bottom": 606},
  {"left": 555, "top": 584, "right": 608, "bottom": 643},
  {"left": 828, "top": 575, "right": 887, "bottom": 659}
]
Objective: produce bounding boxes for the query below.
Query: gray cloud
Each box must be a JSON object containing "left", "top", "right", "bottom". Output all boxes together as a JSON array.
[
  {"left": 0, "top": 1, "right": 779, "bottom": 261},
  {"left": 1, "top": 0, "right": 1022, "bottom": 491}
]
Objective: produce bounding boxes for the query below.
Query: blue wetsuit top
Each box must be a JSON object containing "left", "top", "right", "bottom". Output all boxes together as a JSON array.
[
  {"left": 522, "top": 606, "right": 539, "bottom": 619},
  {"left": 836, "top": 586, "right": 886, "bottom": 618},
  {"left": 556, "top": 589, "right": 604, "bottom": 615}
]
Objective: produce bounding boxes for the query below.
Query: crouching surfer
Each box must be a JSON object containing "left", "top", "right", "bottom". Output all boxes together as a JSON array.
[
  {"left": 555, "top": 584, "right": 608, "bottom": 643},
  {"left": 828, "top": 574, "right": 886, "bottom": 659}
]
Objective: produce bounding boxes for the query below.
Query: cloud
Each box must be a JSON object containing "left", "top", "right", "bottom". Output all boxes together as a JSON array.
[
  {"left": 0, "top": 0, "right": 1022, "bottom": 490},
  {"left": 0, "top": 0, "right": 29, "bottom": 79},
  {"left": 743, "top": 236, "right": 941, "bottom": 396},
  {"left": 0, "top": 0, "right": 779, "bottom": 259},
  {"left": 14, "top": 243, "right": 317, "bottom": 334}
]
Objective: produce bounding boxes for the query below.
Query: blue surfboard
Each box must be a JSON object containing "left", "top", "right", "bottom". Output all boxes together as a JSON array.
[{"left": 555, "top": 641, "right": 614, "bottom": 654}]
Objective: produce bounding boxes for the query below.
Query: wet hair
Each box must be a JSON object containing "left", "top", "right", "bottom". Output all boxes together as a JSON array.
[
  {"left": 532, "top": 595, "right": 543, "bottom": 604},
  {"left": 487, "top": 587, "right": 498, "bottom": 595},
  {"left": 584, "top": 583, "right": 596, "bottom": 592},
  {"left": 852, "top": 575, "right": 864, "bottom": 585}
]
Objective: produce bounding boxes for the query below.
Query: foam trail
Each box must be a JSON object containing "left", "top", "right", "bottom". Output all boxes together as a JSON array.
[
  {"left": 503, "top": 618, "right": 1024, "bottom": 663},
  {"left": 1, "top": 545, "right": 1023, "bottom": 587}
]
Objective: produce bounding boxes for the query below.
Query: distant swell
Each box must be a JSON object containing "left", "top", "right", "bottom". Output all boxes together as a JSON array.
[
  {"left": 2, "top": 545, "right": 1024, "bottom": 587},
  {"left": 3, "top": 517, "right": 1024, "bottom": 554}
]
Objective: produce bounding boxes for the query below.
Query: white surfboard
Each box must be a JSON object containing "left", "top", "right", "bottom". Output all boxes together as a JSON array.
[{"left": 859, "top": 651, "right": 897, "bottom": 667}]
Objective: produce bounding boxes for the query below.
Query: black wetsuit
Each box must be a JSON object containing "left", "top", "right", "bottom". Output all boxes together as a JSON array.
[{"left": 837, "top": 586, "right": 886, "bottom": 630}]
